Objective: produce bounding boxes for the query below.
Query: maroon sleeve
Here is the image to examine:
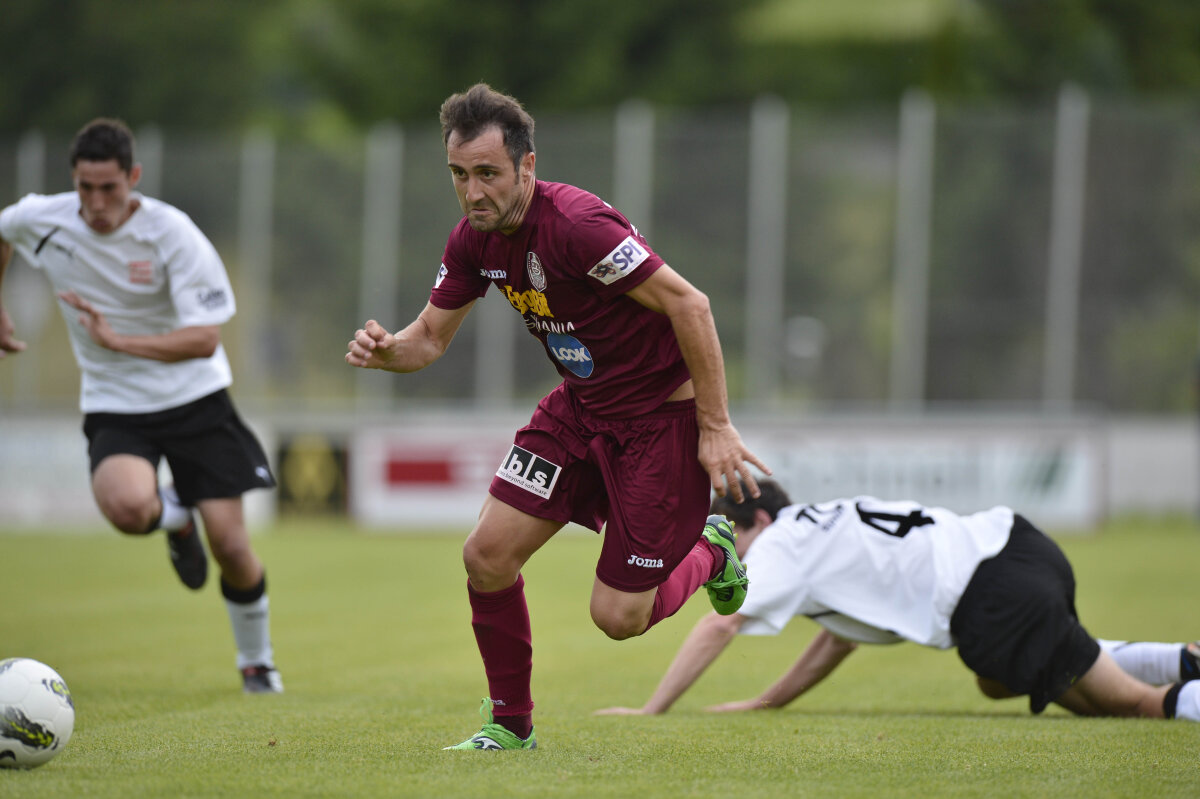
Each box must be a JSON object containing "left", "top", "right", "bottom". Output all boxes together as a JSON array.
[
  {"left": 566, "top": 207, "right": 665, "bottom": 300},
  {"left": 430, "top": 220, "right": 491, "bottom": 310}
]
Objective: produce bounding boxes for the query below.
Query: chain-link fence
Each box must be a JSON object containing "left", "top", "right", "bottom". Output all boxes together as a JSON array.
[{"left": 3, "top": 89, "right": 1199, "bottom": 416}]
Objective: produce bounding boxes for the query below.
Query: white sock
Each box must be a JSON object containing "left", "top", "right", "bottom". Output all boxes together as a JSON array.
[
  {"left": 1172, "top": 681, "right": 1200, "bottom": 721},
  {"left": 1098, "top": 639, "right": 1185, "bottom": 685},
  {"left": 225, "top": 594, "right": 274, "bottom": 670},
  {"left": 157, "top": 487, "right": 192, "bottom": 532}
]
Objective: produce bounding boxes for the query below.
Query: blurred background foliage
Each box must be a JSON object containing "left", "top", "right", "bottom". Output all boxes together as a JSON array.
[{"left": 3, "top": 0, "right": 1198, "bottom": 137}]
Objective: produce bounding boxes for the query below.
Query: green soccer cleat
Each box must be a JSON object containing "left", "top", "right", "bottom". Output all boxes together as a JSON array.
[
  {"left": 702, "top": 514, "right": 749, "bottom": 615},
  {"left": 442, "top": 698, "right": 537, "bottom": 751}
]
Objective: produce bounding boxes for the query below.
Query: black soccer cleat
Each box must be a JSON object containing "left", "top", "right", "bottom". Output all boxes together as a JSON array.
[
  {"left": 167, "top": 513, "right": 208, "bottom": 590},
  {"left": 241, "top": 665, "right": 284, "bottom": 694},
  {"left": 1182, "top": 642, "right": 1200, "bottom": 682}
]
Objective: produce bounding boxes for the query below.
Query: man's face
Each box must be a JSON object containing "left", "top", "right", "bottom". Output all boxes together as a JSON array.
[
  {"left": 446, "top": 126, "right": 533, "bottom": 234},
  {"left": 73, "top": 159, "right": 140, "bottom": 234}
]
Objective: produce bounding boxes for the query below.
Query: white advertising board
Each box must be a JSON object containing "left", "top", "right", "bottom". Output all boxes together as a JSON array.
[{"left": 347, "top": 415, "right": 1105, "bottom": 530}]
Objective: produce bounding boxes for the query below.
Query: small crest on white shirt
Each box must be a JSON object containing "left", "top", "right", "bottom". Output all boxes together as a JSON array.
[{"left": 129, "top": 260, "right": 153, "bottom": 284}]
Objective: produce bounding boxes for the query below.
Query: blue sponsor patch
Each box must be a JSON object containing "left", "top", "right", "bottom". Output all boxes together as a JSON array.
[{"left": 546, "top": 333, "right": 594, "bottom": 378}]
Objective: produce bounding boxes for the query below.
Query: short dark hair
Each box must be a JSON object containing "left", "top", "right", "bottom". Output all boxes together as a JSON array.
[
  {"left": 710, "top": 478, "right": 793, "bottom": 531},
  {"left": 70, "top": 118, "right": 135, "bottom": 174},
  {"left": 439, "top": 83, "right": 535, "bottom": 172}
]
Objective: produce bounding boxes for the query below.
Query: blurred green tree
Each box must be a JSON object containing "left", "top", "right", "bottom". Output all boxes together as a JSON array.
[
  {"left": 3, "top": 0, "right": 1199, "bottom": 135},
  {"left": 0, "top": 0, "right": 284, "bottom": 133}
]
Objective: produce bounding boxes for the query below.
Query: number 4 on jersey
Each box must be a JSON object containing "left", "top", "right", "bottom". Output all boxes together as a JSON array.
[{"left": 855, "top": 502, "right": 934, "bottom": 538}]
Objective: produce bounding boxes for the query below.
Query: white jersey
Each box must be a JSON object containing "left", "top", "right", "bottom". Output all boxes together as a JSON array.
[
  {"left": 738, "top": 497, "right": 1013, "bottom": 649},
  {"left": 0, "top": 191, "right": 235, "bottom": 413}
]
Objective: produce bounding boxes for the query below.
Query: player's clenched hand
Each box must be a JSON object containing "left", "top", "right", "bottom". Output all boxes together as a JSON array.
[
  {"left": 698, "top": 424, "right": 771, "bottom": 503},
  {"left": 345, "top": 319, "right": 396, "bottom": 369}
]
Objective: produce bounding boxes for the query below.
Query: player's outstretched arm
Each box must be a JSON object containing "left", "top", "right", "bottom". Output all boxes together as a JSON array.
[
  {"left": 625, "top": 265, "right": 771, "bottom": 502},
  {"left": 0, "top": 237, "right": 28, "bottom": 358},
  {"left": 58, "top": 290, "right": 220, "bottom": 362},
  {"left": 595, "top": 611, "right": 746, "bottom": 715},
  {"left": 345, "top": 301, "right": 474, "bottom": 373},
  {"left": 706, "top": 628, "right": 858, "bottom": 712}
]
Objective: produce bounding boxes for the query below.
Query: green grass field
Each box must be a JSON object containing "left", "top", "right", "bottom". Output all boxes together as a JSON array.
[{"left": 2, "top": 515, "right": 1198, "bottom": 798}]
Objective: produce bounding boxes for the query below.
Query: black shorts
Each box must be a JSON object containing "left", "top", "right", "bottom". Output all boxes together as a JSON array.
[
  {"left": 950, "top": 514, "right": 1101, "bottom": 713},
  {"left": 83, "top": 389, "right": 276, "bottom": 506}
]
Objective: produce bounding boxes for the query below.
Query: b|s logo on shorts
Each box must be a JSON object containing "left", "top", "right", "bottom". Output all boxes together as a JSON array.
[{"left": 495, "top": 445, "right": 561, "bottom": 499}]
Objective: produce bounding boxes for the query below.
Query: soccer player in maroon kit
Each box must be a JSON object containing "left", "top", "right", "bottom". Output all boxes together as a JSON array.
[{"left": 346, "top": 83, "right": 770, "bottom": 749}]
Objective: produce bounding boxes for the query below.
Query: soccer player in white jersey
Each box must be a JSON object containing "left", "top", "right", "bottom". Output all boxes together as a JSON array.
[
  {"left": 0, "top": 118, "right": 283, "bottom": 694},
  {"left": 597, "top": 479, "right": 1200, "bottom": 722}
]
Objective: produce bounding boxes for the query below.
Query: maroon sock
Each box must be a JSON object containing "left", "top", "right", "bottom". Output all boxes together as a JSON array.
[
  {"left": 468, "top": 574, "right": 534, "bottom": 737},
  {"left": 643, "top": 540, "right": 717, "bottom": 632}
]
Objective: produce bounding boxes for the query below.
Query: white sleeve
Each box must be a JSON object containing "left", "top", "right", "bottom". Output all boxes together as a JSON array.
[
  {"left": 0, "top": 195, "right": 47, "bottom": 265},
  {"left": 161, "top": 211, "right": 236, "bottom": 327}
]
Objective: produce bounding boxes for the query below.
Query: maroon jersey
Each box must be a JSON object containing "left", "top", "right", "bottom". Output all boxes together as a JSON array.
[{"left": 432, "top": 181, "right": 691, "bottom": 418}]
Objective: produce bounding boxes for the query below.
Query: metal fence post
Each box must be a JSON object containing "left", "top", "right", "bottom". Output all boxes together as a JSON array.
[
  {"left": 237, "top": 129, "right": 275, "bottom": 401},
  {"left": 1043, "top": 83, "right": 1090, "bottom": 412},
  {"left": 356, "top": 123, "right": 405, "bottom": 409},
  {"left": 614, "top": 99, "right": 655, "bottom": 239},
  {"left": 8, "top": 132, "right": 49, "bottom": 405},
  {"left": 744, "top": 95, "right": 790, "bottom": 405},
  {"left": 890, "top": 88, "right": 936, "bottom": 411}
]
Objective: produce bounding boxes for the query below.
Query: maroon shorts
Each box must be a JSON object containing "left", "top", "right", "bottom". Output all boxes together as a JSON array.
[{"left": 489, "top": 383, "right": 710, "bottom": 593}]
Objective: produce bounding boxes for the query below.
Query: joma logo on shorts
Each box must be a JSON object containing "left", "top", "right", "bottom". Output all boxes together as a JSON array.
[{"left": 627, "top": 554, "right": 664, "bottom": 568}]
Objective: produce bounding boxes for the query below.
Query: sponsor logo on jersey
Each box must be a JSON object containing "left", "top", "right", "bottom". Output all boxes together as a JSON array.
[
  {"left": 480, "top": 268, "right": 506, "bottom": 280},
  {"left": 525, "top": 317, "right": 575, "bottom": 335},
  {"left": 129, "top": 260, "right": 153, "bottom": 284},
  {"left": 197, "top": 288, "right": 228, "bottom": 310},
  {"left": 526, "top": 251, "right": 547, "bottom": 291},
  {"left": 434, "top": 263, "right": 449, "bottom": 289},
  {"left": 626, "top": 554, "right": 664, "bottom": 568},
  {"left": 587, "top": 235, "right": 649, "bottom": 285},
  {"left": 502, "top": 285, "right": 554, "bottom": 317},
  {"left": 547, "top": 333, "right": 594, "bottom": 378},
  {"left": 495, "top": 445, "right": 561, "bottom": 499}
]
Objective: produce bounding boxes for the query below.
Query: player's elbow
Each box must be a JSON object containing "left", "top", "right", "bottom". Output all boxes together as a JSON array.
[
  {"left": 674, "top": 288, "right": 711, "bottom": 323},
  {"left": 187, "top": 326, "right": 222, "bottom": 360}
]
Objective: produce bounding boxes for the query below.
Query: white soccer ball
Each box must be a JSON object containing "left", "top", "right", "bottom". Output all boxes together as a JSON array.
[{"left": 0, "top": 658, "right": 75, "bottom": 769}]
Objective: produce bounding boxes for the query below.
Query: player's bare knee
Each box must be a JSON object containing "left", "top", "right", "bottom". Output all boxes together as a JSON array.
[
  {"left": 590, "top": 607, "right": 646, "bottom": 641},
  {"left": 100, "top": 497, "right": 156, "bottom": 535},
  {"left": 462, "top": 537, "right": 519, "bottom": 590},
  {"left": 593, "top": 617, "right": 641, "bottom": 641}
]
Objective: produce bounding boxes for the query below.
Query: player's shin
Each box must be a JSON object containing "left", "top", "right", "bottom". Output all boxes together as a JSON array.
[
  {"left": 468, "top": 574, "right": 533, "bottom": 738},
  {"left": 644, "top": 540, "right": 716, "bottom": 632}
]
